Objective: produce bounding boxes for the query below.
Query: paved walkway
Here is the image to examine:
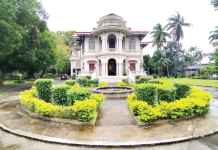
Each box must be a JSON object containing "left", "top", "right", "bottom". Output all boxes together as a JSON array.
[{"left": 0, "top": 81, "right": 218, "bottom": 149}]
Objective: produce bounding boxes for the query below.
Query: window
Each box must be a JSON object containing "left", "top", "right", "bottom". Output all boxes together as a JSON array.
[
  {"left": 109, "top": 38, "right": 115, "bottom": 48},
  {"left": 89, "top": 38, "right": 95, "bottom": 50},
  {"left": 129, "top": 38, "right": 136, "bottom": 50}
]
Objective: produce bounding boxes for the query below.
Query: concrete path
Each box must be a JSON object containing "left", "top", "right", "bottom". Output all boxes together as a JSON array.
[{"left": 0, "top": 82, "right": 218, "bottom": 149}]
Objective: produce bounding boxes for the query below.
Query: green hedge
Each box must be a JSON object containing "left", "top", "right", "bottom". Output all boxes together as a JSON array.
[
  {"left": 174, "top": 82, "right": 191, "bottom": 99},
  {"left": 78, "top": 77, "right": 99, "bottom": 87},
  {"left": 148, "top": 80, "right": 160, "bottom": 84},
  {"left": 64, "top": 80, "right": 76, "bottom": 86},
  {"left": 133, "top": 83, "right": 158, "bottom": 105},
  {"left": 67, "top": 87, "right": 92, "bottom": 105},
  {"left": 34, "top": 79, "right": 54, "bottom": 102},
  {"left": 135, "top": 75, "right": 142, "bottom": 81},
  {"left": 122, "top": 78, "right": 128, "bottom": 84},
  {"left": 85, "top": 75, "right": 91, "bottom": 79},
  {"left": 14, "top": 80, "right": 25, "bottom": 83},
  {"left": 53, "top": 84, "right": 71, "bottom": 106},
  {"left": 157, "top": 85, "right": 176, "bottom": 103},
  {"left": 152, "top": 74, "right": 158, "bottom": 79},
  {"left": 136, "top": 77, "right": 153, "bottom": 84},
  {"left": 69, "top": 75, "right": 76, "bottom": 80}
]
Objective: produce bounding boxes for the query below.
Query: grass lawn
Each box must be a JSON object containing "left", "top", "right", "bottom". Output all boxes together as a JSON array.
[
  {"left": 156, "top": 77, "right": 218, "bottom": 87},
  {"left": 4, "top": 80, "right": 35, "bottom": 85}
]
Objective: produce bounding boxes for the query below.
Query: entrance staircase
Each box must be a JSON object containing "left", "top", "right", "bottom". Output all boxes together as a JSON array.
[{"left": 97, "top": 76, "right": 124, "bottom": 85}]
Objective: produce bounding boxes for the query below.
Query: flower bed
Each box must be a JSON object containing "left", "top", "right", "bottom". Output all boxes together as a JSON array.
[
  {"left": 20, "top": 80, "right": 105, "bottom": 123},
  {"left": 127, "top": 80, "right": 212, "bottom": 124}
]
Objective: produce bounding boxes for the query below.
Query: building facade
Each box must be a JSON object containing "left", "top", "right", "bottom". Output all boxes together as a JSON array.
[{"left": 70, "top": 14, "right": 150, "bottom": 80}]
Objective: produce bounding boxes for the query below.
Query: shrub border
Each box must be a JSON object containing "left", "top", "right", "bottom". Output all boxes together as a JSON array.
[
  {"left": 128, "top": 105, "right": 208, "bottom": 126},
  {"left": 20, "top": 103, "right": 99, "bottom": 126}
]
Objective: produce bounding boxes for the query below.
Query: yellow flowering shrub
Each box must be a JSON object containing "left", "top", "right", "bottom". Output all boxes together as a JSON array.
[
  {"left": 118, "top": 82, "right": 127, "bottom": 86},
  {"left": 20, "top": 86, "right": 105, "bottom": 122},
  {"left": 127, "top": 86, "right": 212, "bottom": 123},
  {"left": 99, "top": 82, "right": 108, "bottom": 87}
]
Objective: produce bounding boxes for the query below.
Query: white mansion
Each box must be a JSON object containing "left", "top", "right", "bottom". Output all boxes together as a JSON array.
[{"left": 70, "top": 13, "right": 150, "bottom": 82}]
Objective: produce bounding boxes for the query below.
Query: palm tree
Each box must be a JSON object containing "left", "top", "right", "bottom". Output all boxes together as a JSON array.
[
  {"left": 153, "top": 50, "right": 170, "bottom": 77},
  {"left": 166, "top": 11, "right": 192, "bottom": 47},
  {"left": 209, "top": 26, "right": 218, "bottom": 48},
  {"left": 150, "top": 23, "right": 171, "bottom": 50}
]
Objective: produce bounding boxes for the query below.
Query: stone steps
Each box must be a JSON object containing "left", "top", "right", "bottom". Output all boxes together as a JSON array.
[{"left": 97, "top": 76, "right": 125, "bottom": 84}]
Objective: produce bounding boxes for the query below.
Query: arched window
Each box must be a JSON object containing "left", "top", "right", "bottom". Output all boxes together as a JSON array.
[
  {"left": 109, "top": 38, "right": 115, "bottom": 48},
  {"left": 89, "top": 38, "right": 95, "bottom": 50},
  {"left": 129, "top": 38, "right": 136, "bottom": 50}
]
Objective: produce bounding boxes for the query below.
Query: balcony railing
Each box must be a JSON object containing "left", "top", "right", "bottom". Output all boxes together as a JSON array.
[{"left": 131, "top": 71, "right": 147, "bottom": 75}]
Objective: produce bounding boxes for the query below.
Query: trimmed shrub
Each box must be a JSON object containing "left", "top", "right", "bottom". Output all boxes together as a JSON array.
[
  {"left": 157, "top": 85, "right": 176, "bottom": 103},
  {"left": 34, "top": 79, "right": 54, "bottom": 102},
  {"left": 46, "top": 73, "right": 53, "bottom": 78},
  {"left": 85, "top": 75, "right": 91, "bottom": 79},
  {"left": 118, "top": 82, "right": 127, "bottom": 86},
  {"left": 148, "top": 80, "right": 160, "bottom": 84},
  {"left": 73, "top": 99, "right": 97, "bottom": 122},
  {"left": 69, "top": 75, "right": 76, "bottom": 80},
  {"left": 64, "top": 80, "right": 76, "bottom": 86},
  {"left": 99, "top": 82, "right": 108, "bottom": 87},
  {"left": 122, "top": 78, "right": 129, "bottom": 84},
  {"left": 136, "top": 77, "right": 153, "bottom": 84},
  {"left": 133, "top": 83, "right": 158, "bottom": 105},
  {"left": 67, "top": 87, "right": 92, "bottom": 105},
  {"left": 174, "top": 82, "right": 191, "bottom": 99},
  {"left": 78, "top": 77, "right": 88, "bottom": 87},
  {"left": 14, "top": 80, "right": 25, "bottom": 83},
  {"left": 92, "top": 78, "right": 99, "bottom": 87},
  {"left": 53, "top": 84, "right": 71, "bottom": 106},
  {"left": 152, "top": 74, "right": 158, "bottom": 79},
  {"left": 135, "top": 75, "right": 142, "bottom": 81}
]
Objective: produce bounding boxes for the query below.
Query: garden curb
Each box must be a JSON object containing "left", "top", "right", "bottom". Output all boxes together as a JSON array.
[
  {"left": 128, "top": 105, "right": 209, "bottom": 126},
  {"left": 0, "top": 100, "right": 218, "bottom": 146},
  {"left": 20, "top": 104, "right": 99, "bottom": 126}
]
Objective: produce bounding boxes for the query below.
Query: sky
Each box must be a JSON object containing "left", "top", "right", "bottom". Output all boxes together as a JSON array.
[{"left": 41, "top": 0, "right": 218, "bottom": 56}]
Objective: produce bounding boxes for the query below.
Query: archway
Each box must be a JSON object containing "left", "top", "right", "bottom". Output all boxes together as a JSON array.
[{"left": 108, "top": 58, "right": 116, "bottom": 76}]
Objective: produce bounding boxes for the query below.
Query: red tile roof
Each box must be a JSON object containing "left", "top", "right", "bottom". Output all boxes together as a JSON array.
[
  {"left": 87, "top": 60, "right": 97, "bottom": 62},
  {"left": 128, "top": 60, "right": 138, "bottom": 62}
]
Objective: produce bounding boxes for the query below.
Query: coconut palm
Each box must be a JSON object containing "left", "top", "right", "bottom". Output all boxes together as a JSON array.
[
  {"left": 166, "top": 12, "right": 192, "bottom": 47},
  {"left": 153, "top": 50, "right": 170, "bottom": 77},
  {"left": 150, "top": 23, "right": 171, "bottom": 50},
  {"left": 209, "top": 26, "right": 218, "bottom": 47}
]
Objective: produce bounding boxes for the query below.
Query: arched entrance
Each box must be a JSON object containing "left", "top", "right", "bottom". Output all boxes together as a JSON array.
[{"left": 108, "top": 58, "right": 116, "bottom": 76}]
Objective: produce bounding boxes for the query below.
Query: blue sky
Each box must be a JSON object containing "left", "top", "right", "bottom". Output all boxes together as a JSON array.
[{"left": 41, "top": 0, "right": 218, "bottom": 56}]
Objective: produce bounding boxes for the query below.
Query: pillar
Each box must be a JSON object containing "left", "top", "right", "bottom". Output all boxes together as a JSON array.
[
  {"left": 71, "top": 61, "right": 73, "bottom": 76},
  {"left": 116, "top": 63, "right": 118, "bottom": 76},
  {"left": 119, "top": 63, "right": 122, "bottom": 76},
  {"left": 105, "top": 63, "right": 108, "bottom": 76},
  {"left": 117, "top": 39, "right": 119, "bottom": 52},
  {"left": 102, "top": 38, "right": 105, "bottom": 53},
  {"left": 105, "top": 39, "right": 107, "bottom": 53},
  {"left": 119, "top": 38, "right": 122, "bottom": 53},
  {"left": 102, "top": 63, "right": 104, "bottom": 76}
]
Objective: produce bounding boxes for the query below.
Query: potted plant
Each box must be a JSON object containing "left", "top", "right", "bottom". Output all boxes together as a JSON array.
[{"left": 123, "top": 69, "right": 127, "bottom": 76}]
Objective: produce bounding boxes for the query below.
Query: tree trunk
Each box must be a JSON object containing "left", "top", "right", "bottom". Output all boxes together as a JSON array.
[
  {"left": 167, "top": 65, "right": 170, "bottom": 78},
  {"left": 0, "top": 69, "right": 7, "bottom": 86},
  {"left": 28, "top": 72, "right": 36, "bottom": 79},
  {"left": 40, "top": 70, "right": 46, "bottom": 78}
]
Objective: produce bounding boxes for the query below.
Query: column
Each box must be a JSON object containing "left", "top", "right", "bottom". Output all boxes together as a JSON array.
[
  {"left": 116, "top": 63, "right": 118, "bottom": 76},
  {"left": 102, "top": 63, "right": 104, "bottom": 76},
  {"left": 105, "top": 39, "right": 107, "bottom": 53},
  {"left": 119, "top": 39, "right": 122, "bottom": 53},
  {"left": 102, "top": 38, "right": 105, "bottom": 53},
  {"left": 71, "top": 61, "right": 73, "bottom": 76},
  {"left": 96, "top": 63, "right": 99, "bottom": 76},
  {"left": 105, "top": 63, "right": 108, "bottom": 76},
  {"left": 119, "top": 63, "right": 122, "bottom": 76},
  {"left": 117, "top": 39, "right": 119, "bottom": 52}
]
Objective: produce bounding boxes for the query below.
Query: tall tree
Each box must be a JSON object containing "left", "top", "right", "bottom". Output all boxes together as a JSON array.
[
  {"left": 209, "top": 26, "right": 218, "bottom": 46},
  {"left": 166, "top": 11, "right": 192, "bottom": 47},
  {"left": 0, "top": 0, "right": 53, "bottom": 86},
  {"left": 150, "top": 23, "right": 171, "bottom": 50},
  {"left": 152, "top": 50, "right": 170, "bottom": 77}
]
